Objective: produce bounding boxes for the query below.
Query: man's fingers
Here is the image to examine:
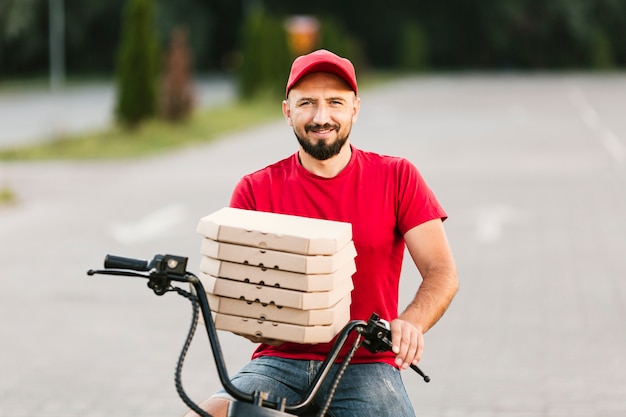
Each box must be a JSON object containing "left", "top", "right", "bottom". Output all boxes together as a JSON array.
[{"left": 391, "top": 319, "right": 423, "bottom": 369}]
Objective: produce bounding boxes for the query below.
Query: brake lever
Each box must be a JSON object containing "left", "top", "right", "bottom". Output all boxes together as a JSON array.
[
  {"left": 87, "top": 269, "right": 150, "bottom": 279},
  {"left": 360, "top": 313, "right": 431, "bottom": 382}
]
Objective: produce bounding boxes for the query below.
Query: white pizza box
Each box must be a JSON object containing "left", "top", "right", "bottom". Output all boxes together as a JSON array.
[
  {"left": 200, "top": 238, "right": 357, "bottom": 275},
  {"left": 205, "top": 293, "right": 351, "bottom": 326},
  {"left": 210, "top": 308, "right": 350, "bottom": 344},
  {"left": 199, "top": 256, "right": 356, "bottom": 292},
  {"left": 197, "top": 207, "right": 352, "bottom": 255},
  {"left": 199, "top": 273, "right": 353, "bottom": 310}
]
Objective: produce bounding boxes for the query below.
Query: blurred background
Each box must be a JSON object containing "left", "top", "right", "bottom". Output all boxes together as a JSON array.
[
  {"left": 2, "top": 0, "right": 625, "bottom": 90},
  {"left": 1, "top": 1, "right": 625, "bottom": 417}
]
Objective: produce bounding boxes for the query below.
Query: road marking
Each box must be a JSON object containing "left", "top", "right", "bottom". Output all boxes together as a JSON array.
[
  {"left": 109, "top": 204, "right": 186, "bottom": 245},
  {"left": 569, "top": 87, "right": 626, "bottom": 164}
]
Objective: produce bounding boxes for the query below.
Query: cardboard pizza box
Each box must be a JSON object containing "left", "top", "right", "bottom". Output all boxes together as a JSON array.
[
  {"left": 200, "top": 238, "right": 357, "bottom": 275},
  {"left": 199, "top": 273, "right": 353, "bottom": 311},
  {"left": 205, "top": 293, "right": 351, "bottom": 326},
  {"left": 199, "top": 256, "right": 356, "bottom": 292},
  {"left": 196, "top": 207, "right": 352, "bottom": 255},
  {"left": 210, "top": 308, "right": 350, "bottom": 344}
]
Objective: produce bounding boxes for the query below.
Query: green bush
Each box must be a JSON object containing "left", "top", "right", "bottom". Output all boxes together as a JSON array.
[
  {"left": 0, "top": 185, "right": 16, "bottom": 205},
  {"left": 238, "top": 9, "right": 291, "bottom": 100},
  {"left": 115, "top": 0, "right": 160, "bottom": 127},
  {"left": 590, "top": 28, "right": 615, "bottom": 70},
  {"left": 398, "top": 20, "right": 429, "bottom": 71}
]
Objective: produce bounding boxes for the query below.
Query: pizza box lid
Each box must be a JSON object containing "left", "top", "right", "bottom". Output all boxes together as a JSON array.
[{"left": 197, "top": 207, "right": 352, "bottom": 255}]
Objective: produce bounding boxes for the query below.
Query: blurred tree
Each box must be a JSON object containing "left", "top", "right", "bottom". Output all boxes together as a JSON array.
[
  {"left": 0, "top": 0, "right": 48, "bottom": 76},
  {"left": 587, "top": 0, "right": 624, "bottom": 68},
  {"left": 209, "top": 0, "right": 243, "bottom": 70},
  {"left": 398, "top": 19, "right": 429, "bottom": 71},
  {"left": 2, "top": 0, "right": 626, "bottom": 78},
  {"left": 589, "top": 27, "right": 615, "bottom": 69},
  {"left": 160, "top": 26, "right": 195, "bottom": 121},
  {"left": 237, "top": 7, "right": 290, "bottom": 100},
  {"left": 114, "top": 0, "right": 159, "bottom": 127},
  {"left": 0, "top": 0, "right": 37, "bottom": 40},
  {"left": 64, "top": 0, "right": 125, "bottom": 74}
]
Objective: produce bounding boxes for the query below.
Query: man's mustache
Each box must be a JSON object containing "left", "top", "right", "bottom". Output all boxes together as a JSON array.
[{"left": 305, "top": 123, "right": 339, "bottom": 132}]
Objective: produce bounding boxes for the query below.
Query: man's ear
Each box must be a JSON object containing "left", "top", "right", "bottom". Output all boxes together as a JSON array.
[
  {"left": 282, "top": 100, "right": 293, "bottom": 126},
  {"left": 352, "top": 96, "right": 361, "bottom": 124}
]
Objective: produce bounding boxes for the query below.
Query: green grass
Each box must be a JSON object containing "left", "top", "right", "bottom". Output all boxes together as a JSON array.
[
  {"left": 0, "top": 72, "right": 401, "bottom": 161},
  {"left": 0, "top": 185, "right": 16, "bottom": 205}
]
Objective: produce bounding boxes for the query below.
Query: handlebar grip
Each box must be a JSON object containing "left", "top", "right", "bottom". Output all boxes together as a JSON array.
[{"left": 104, "top": 254, "right": 150, "bottom": 271}]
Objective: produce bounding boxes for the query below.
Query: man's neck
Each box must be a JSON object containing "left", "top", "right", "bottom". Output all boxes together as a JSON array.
[{"left": 298, "top": 143, "right": 352, "bottom": 178}]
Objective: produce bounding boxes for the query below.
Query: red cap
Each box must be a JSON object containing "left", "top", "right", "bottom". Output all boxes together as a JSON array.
[{"left": 285, "top": 49, "right": 357, "bottom": 97}]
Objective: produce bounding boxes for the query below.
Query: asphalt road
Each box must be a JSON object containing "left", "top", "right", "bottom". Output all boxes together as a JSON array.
[{"left": 1, "top": 74, "right": 625, "bottom": 417}]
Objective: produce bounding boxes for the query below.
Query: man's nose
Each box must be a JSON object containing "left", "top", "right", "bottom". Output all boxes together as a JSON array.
[{"left": 313, "top": 103, "right": 331, "bottom": 125}]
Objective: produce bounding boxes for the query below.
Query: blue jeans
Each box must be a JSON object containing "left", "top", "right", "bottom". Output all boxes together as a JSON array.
[{"left": 213, "top": 356, "right": 416, "bottom": 417}]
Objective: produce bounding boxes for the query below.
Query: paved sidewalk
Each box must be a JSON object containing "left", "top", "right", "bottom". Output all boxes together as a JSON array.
[{"left": 1, "top": 74, "right": 625, "bottom": 417}]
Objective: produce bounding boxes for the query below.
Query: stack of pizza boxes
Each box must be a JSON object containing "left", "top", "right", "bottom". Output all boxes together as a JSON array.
[{"left": 195, "top": 207, "right": 356, "bottom": 344}]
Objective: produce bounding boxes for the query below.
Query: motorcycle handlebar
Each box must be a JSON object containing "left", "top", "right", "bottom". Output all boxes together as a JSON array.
[
  {"left": 88, "top": 252, "right": 430, "bottom": 416},
  {"left": 104, "top": 254, "right": 150, "bottom": 271}
]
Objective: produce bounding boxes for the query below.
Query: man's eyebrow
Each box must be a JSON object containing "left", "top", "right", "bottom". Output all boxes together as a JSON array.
[
  {"left": 296, "top": 96, "right": 347, "bottom": 103},
  {"left": 296, "top": 96, "right": 317, "bottom": 103}
]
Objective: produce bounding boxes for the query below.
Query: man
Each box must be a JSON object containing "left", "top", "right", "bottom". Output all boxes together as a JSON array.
[{"left": 187, "top": 49, "right": 458, "bottom": 417}]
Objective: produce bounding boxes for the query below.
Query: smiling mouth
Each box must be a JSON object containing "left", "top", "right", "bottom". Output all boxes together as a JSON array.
[{"left": 306, "top": 124, "right": 338, "bottom": 134}]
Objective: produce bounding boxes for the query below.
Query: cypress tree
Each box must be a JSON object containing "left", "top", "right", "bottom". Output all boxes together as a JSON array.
[
  {"left": 115, "top": 0, "right": 159, "bottom": 127},
  {"left": 238, "top": 9, "right": 290, "bottom": 100}
]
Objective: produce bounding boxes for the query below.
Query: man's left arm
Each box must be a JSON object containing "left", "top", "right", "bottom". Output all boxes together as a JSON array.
[{"left": 390, "top": 218, "right": 459, "bottom": 369}]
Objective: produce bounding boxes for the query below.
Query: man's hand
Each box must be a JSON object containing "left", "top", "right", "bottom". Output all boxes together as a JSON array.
[{"left": 390, "top": 318, "right": 424, "bottom": 370}]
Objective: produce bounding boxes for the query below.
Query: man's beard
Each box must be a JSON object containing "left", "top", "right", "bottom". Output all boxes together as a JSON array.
[{"left": 295, "top": 123, "right": 350, "bottom": 161}]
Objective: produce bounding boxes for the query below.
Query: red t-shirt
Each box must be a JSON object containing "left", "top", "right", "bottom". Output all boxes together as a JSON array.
[{"left": 229, "top": 146, "right": 447, "bottom": 366}]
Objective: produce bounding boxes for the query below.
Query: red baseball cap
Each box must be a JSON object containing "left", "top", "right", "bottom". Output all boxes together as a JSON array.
[{"left": 285, "top": 49, "right": 358, "bottom": 97}]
